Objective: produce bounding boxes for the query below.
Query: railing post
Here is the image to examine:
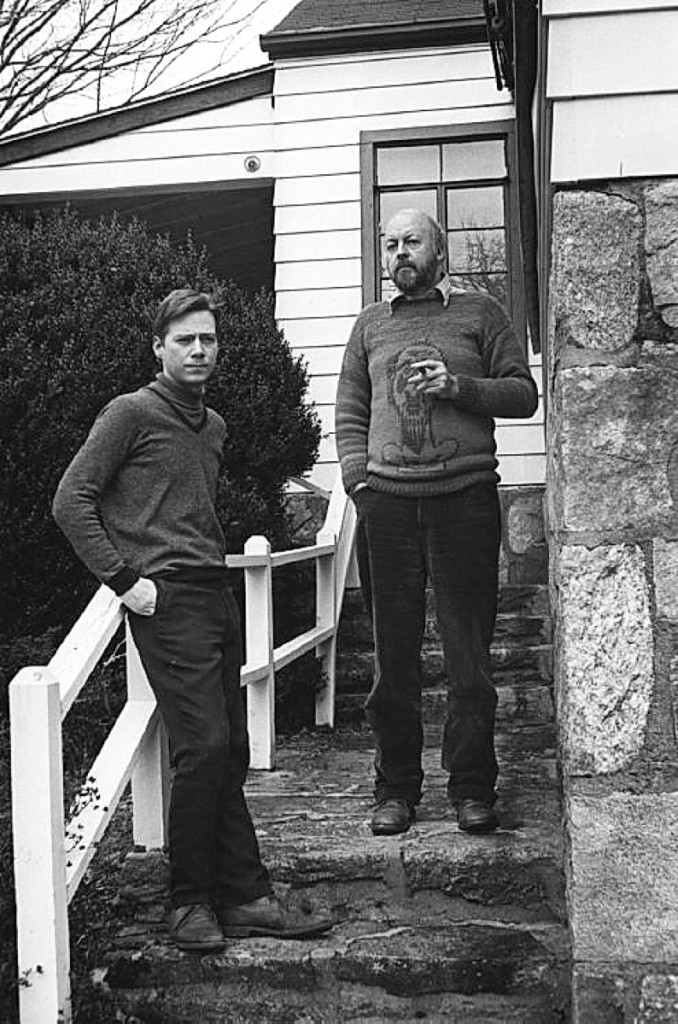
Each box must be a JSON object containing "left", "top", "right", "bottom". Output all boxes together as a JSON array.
[
  {"left": 10, "top": 667, "right": 71, "bottom": 1024},
  {"left": 315, "top": 528, "right": 337, "bottom": 727},
  {"left": 126, "top": 621, "right": 169, "bottom": 849},
  {"left": 244, "top": 535, "right": 275, "bottom": 769}
]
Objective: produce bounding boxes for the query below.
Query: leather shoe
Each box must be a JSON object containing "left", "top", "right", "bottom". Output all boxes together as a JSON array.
[
  {"left": 169, "top": 903, "right": 225, "bottom": 952},
  {"left": 371, "top": 798, "right": 415, "bottom": 836},
  {"left": 457, "top": 798, "right": 498, "bottom": 833},
  {"left": 217, "top": 894, "right": 333, "bottom": 939}
]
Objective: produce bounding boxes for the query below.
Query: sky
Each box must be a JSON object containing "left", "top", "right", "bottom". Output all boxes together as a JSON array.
[{"left": 20, "top": 0, "right": 300, "bottom": 133}]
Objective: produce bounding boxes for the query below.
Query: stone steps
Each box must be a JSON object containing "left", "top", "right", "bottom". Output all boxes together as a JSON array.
[{"left": 101, "top": 573, "right": 570, "bottom": 1022}]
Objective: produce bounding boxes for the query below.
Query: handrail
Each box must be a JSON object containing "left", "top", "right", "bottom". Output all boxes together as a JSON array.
[{"left": 9, "top": 471, "right": 356, "bottom": 1024}]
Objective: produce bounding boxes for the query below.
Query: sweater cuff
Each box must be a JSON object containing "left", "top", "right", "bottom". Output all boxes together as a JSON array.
[
  {"left": 108, "top": 566, "right": 140, "bottom": 596},
  {"left": 341, "top": 459, "right": 368, "bottom": 495},
  {"left": 453, "top": 374, "right": 480, "bottom": 407}
]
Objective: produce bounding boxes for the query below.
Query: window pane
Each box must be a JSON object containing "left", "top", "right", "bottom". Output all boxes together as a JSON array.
[
  {"left": 447, "top": 228, "right": 506, "bottom": 275},
  {"left": 442, "top": 140, "right": 506, "bottom": 182},
  {"left": 379, "top": 189, "right": 437, "bottom": 230},
  {"left": 377, "top": 145, "right": 440, "bottom": 185},
  {"left": 447, "top": 186, "right": 504, "bottom": 229},
  {"left": 449, "top": 272, "right": 508, "bottom": 307}
]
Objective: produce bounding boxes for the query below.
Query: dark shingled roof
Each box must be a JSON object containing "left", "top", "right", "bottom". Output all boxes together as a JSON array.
[
  {"left": 262, "top": 0, "right": 486, "bottom": 58},
  {"left": 271, "top": 0, "right": 483, "bottom": 34}
]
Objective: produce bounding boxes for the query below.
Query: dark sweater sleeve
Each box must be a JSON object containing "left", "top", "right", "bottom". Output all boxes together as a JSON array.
[
  {"left": 52, "top": 398, "right": 140, "bottom": 594},
  {"left": 335, "top": 314, "right": 371, "bottom": 493},
  {"left": 453, "top": 298, "right": 539, "bottom": 419}
]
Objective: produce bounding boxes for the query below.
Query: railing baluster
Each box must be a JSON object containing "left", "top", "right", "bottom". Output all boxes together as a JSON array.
[
  {"left": 126, "top": 622, "right": 169, "bottom": 850},
  {"left": 315, "top": 528, "right": 337, "bottom": 727},
  {"left": 10, "top": 668, "right": 70, "bottom": 1024},
  {"left": 244, "top": 535, "right": 275, "bottom": 769}
]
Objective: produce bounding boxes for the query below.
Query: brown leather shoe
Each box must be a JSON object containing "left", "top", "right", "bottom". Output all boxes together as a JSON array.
[
  {"left": 457, "top": 798, "right": 498, "bottom": 833},
  {"left": 169, "top": 903, "right": 225, "bottom": 952},
  {"left": 370, "top": 798, "right": 415, "bottom": 836},
  {"left": 217, "top": 894, "right": 333, "bottom": 939}
]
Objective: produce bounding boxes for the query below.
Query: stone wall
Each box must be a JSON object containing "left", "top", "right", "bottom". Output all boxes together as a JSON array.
[{"left": 547, "top": 183, "right": 678, "bottom": 1022}]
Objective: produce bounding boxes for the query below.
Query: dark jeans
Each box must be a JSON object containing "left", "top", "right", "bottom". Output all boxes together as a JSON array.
[
  {"left": 356, "top": 485, "right": 501, "bottom": 807},
  {"left": 128, "top": 570, "right": 272, "bottom": 909}
]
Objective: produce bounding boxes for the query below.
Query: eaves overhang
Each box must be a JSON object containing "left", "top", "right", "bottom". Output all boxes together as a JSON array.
[
  {"left": 260, "top": 18, "right": 487, "bottom": 60},
  {"left": 0, "top": 64, "right": 274, "bottom": 169}
]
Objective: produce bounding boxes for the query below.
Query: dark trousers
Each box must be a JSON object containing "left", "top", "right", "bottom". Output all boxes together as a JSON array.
[
  {"left": 356, "top": 485, "right": 501, "bottom": 807},
  {"left": 128, "top": 571, "right": 272, "bottom": 909}
]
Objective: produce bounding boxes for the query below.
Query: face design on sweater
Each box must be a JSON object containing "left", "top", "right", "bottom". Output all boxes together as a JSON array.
[
  {"left": 383, "top": 209, "right": 446, "bottom": 299},
  {"left": 383, "top": 345, "right": 460, "bottom": 465},
  {"left": 153, "top": 309, "right": 218, "bottom": 391}
]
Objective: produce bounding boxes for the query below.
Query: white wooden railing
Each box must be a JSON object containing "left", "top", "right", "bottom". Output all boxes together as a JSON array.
[{"left": 9, "top": 474, "right": 356, "bottom": 1024}]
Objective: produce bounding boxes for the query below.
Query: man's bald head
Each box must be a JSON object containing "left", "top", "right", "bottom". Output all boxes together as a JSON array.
[{"left": 383, "top": 208, "right": 447, "bottom": 298}]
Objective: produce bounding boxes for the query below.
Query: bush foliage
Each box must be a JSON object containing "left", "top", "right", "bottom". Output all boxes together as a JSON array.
[{"left": 0, "top": 206, "right": 321, "bottom": 635}]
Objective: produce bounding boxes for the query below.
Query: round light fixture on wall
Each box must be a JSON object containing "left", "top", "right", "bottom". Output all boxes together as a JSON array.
[{"left": 244, "top": 155, "right": 261, "bottom": 173}]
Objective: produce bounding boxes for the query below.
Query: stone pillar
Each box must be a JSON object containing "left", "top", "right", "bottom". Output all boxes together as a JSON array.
[{"left": 547, "top": 184, "right": 678, "bottom": 1022}]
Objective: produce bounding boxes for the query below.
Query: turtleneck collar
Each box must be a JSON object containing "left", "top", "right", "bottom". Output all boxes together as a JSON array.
[{"left": 147, "top": 373, "right": 207, "bottom": 431}]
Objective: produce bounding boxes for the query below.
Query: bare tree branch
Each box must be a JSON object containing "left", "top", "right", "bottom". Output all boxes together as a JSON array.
[{"left": 0, "top": 0, "right": 270, "bottom": 136}]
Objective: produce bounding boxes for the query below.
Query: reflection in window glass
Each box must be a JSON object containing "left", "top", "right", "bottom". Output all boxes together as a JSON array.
[
  {"left": 447, "top": 228, "right": 506, "bottom": 275},
  {"left": 447, "top": 186, "right": 504, "bottom": 229},
  {"left": 442, "top": 140, "right": 506, "bottom": 182},
  {"left": 377, "top": 145, "right": 440, "bottom": 185},
  {"left": 379, "top": 190, "right": 437, "bottom": 229},
  {"left": 449, "top": 273, "right": 507, "bottom": 307}
]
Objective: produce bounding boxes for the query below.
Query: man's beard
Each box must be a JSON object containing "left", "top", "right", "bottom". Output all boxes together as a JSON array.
[{"left": 393, "top": 261, "right": 437, "bottom": 295}]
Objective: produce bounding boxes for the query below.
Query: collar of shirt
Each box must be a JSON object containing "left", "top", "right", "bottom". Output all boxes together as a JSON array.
[{"left": 388, "top": 274, "right": 465, "bottom": 314}]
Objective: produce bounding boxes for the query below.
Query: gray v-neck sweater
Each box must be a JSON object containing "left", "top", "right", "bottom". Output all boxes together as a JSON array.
[{"left": 53, "top": 375, "right": 227, "bottom": 595}]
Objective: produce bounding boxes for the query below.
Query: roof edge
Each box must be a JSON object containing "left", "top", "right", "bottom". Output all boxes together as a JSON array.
[
  {"left": 0, "top": 64, "right": 273, "bottom": 169},
  {"left": 261, "top": 18, "right": 487, "bottom": 60}
]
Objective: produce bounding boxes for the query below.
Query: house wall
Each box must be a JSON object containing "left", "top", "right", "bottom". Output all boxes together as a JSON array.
[
  {"left": 543, "top": 3, "right": 678, "bottom": 1021},
  {"left": 271, "top": 44, "right": 544, "bottom": 491},
  {"left": 544, "top": 0, "right": 678, "bottom": 182},
  {"left": 0, "top": 96, "right": 275, "bottom": 192}
]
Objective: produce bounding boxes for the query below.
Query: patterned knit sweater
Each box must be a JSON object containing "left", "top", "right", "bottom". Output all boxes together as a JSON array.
[
  {"left": 335, "top": 286, "right": 538, "bottom": 497},
  {"left": 53, "top": 374, "right": 227, "bottom": 595}
]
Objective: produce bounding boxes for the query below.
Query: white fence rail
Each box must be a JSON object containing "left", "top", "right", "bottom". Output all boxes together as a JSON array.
[{"left": 9, "top": 475, "right": 356, "bottom": 1024}]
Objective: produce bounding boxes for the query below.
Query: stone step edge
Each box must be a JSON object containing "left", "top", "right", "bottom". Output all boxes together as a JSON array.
[{"left": 103, "top": 918, "right": 569, "bottom": 1001}]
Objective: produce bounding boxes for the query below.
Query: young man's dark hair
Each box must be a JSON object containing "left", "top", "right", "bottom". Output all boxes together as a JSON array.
[
  {"left": 53, "top": 289, "right": 331, "bottom": 951},
  {"left": 152, "top": 288, "right": 218, "bottom": 340}
]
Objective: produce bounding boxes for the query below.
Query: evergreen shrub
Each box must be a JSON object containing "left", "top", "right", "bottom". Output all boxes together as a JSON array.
[{"left": 0, "top": 205, "right": 321, "bottom": 636}]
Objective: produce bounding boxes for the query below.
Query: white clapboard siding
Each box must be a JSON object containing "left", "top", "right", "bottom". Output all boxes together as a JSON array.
[
  {"left": 276, "top": 230, "right": 362, "bottom": 260},
  {"left": 276, "top": 289, "right": 362, "bottom": 320},
  {"left": 275, "top": 78, "right": 506, "bottom": 125},
  {"left": 275, "top": 202, "right": 361, "bottom": 234},
  {"left": 272, "top": 42, "right": 543, "bottom": 488},
  {"left": 275, "top": 175, "right": 361, "bottom": 207},
  {"left": 281, "top": 317, "right": 355, "bottom": 348},
  {"left": 274, "top": 104, "right": 515, "bottom": 151},
  {"left": 275, "top": 47, "right": 500, "bottom": 95},
  {"left": 0, "top": 152, "right": 276, "bottom": 194},
  {"left": 0, "top": 96, "right": 274, "bottom": 195},
  {"left": 543, "top": 0, "right": 677, "bottom": 15},
  {"left": 276, "top": 258, "right": 362, "bottom": 291},
  {"left": 546, "top": 4, "right": 678, "bottom": 183},
  {"left": 547, "top": 11, "right": 678, "bottom": 97},
  {"left": 550, "top": 94, "right": 678, "bottom": 181}
]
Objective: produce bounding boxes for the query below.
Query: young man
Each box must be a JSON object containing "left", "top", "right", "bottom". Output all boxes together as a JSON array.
[
  {"left": 336, "top": 210, "right": 538, "bottom": 837},
  {"left": 53, "top": 288, "right": 331, "bottom": 951}
]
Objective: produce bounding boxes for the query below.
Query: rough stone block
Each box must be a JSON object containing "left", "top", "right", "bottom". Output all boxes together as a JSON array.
[
  {"left": 550, "top": 191, "right": 641, "bottom": 354},
  {"left": 654, "top": 539, "right": 678, "bottom": 622},
  {"left": 637, "top": 975, "right": 678, "bottom": 1023},
  {"left": 568, "top": 792, "right": 678, "bottom": 963},
  {"left": 645, "top": 181, "right": 678, "bottom": 330},
  {"left": 550, "top": 365, "right": 678, "bottom": 535},
  {"left": 556, "top": 544, "right": 653, "bottom": 774}
]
